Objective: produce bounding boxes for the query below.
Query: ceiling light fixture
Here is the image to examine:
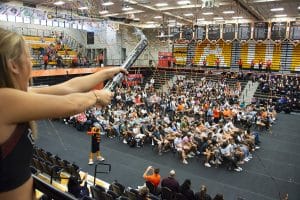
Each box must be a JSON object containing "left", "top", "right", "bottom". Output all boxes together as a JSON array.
[
  {"left": 177, "top": 1, "right": 191, "bottom": 5},
  {"left": 122, "top": 7, "right": 134, "bottom": 11},
  {"left": 197, "top": 18, "right": 205, "bottom": 21},
  {"left": 203, "top": 12, "right": 213, "bottom": 15},
  {"left": 270, "top": 8, "right": 284, "bottom": 11},
  {"left": 154, "top": 16, "right": 162, "bottom": 19},
  {"left": 99, "top": 10, "right": 109, "bottom": 14},
  {"left": 155, "top": 3, "right": 168, "bottom": 7},
  {"left": 102, "top": 2, "right": 114, "bottom": 6},
  {"left": 78, "top": 6, "right": 88, "bottom": 10},
  {"left": 54, "top": 1, "right": 65, "bottom": 5},
  {"left": 274, "top": 14, "right": 287, "bottom": 17},
  {"left": 184, "top": 13, "right": 193, "bottom": 16},
  {"left": 232, "top": 16, "right": 243, "bottom": 19},
  {"left": 146, "top": 21, "right": 155, "bottom": 24},
  {"left": 223, "top": 11, "right": 235, "bottom": 14},
  {"left": 298, "top": 6, "right": 300, "bottom": 9}
]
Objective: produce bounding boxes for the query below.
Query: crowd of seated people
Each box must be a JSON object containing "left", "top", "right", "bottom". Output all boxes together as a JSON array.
[
  {"left": 62, "top": 75, "right": 276, "bottom": 173},
  {"left": 257, "top": 73, "right": 300, "bottom": 112},
  {"left": 142, "top": 166, "right": 224, "bottom": 200}
]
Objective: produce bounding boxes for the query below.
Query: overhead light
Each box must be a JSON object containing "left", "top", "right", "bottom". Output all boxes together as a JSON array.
[
  {"left": 214, "top": 17, "right": 223, "bottom": 20},
  {"left": 270, "top": 8, "right": 284, "bottom": 11},
  {"left": 78, "top": 6, "right": 88, "bottom": 10},
  {"left": 99, "top": 10, "right": 109, "bottom": 14},
  {"left": 177, "top": 1, "right": 191, "bottom": 5},
  {"left": 102, "top": 2, "right": 114, "bottom": 6},
  {"left": 298, "top": 6, "right": 300, "bottom": 9},
  {"left": 168, "top": 19, "right": 176, "bottom": 23},
  {"left": 154, "top": 16, "right": 162, "bottom": 19},
  {"left": 275, "top": 14, "right": 287, "bottom": 17},
  {"left": 223, "top": 11, "right": 235, "bottom": 14},
  {"left": 122, "top": 7, "right": 133, "bottom": 11},
  {"left": 203, "top": 12, "right": 213, "bottom": 15},
  {"left": 232, "top": 16, "right": 243, "bottom": 19},
  {"left": 155, "top": 3, "right": 168, "bottom": 7},
  {"left": 54, "top": 1, "right": 65, "bottom": 5},
  {"left": 197, "top": 18, "right": 205, "bottom": 21},
  {"left": 184, "top": 13, "right": 193, "bottom": 17},
  {"left": 146, "top": 21, "right": 155, "bottom": 24},
  {"left": 133, "top": 18, "right": 140, "bottom": 21},
  {"left": 253, "top": 0, "right": 279, "bottom": 2}
]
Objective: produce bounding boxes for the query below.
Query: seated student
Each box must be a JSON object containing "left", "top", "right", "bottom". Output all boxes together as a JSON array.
[
  {"left": 161, "top": 170, "right": 180, "bottom": 193},
  {"left": 220, "top": 142, "right": 242, "bottom": 172},
  {"left": 138, "top": 186, "right": 151, "bottom": 200},
  {"left": 174, "top": 134, "right": 189, "bottom": 164},
  {"left": 67, "top": 173, "right": 89, "bottom": 198},
  {"left": 179, "top": 179, "right": 195, "bottom": 200},
  {"left": 194, "top": 185, "right": 212, "bottom": 200}
]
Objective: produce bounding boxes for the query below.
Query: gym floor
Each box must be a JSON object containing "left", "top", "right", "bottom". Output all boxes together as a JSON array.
[{"left": 36, "top": 113, "right": 300, "bottom": 200}]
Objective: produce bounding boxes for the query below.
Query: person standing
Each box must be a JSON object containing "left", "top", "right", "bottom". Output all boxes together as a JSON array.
[
  {"left": 202, "top": 58, "right": 207, "bottom": 68},
  {"left": 0, "top": 27, "right": 127, "bottom": 200},
  {"left": 98, "top": 52, "right": 104, "bottom": 67},
  {"left": 258, "top": 59, "right": 263, "bottom": 72},
  {"left": 250, "top": 60, "right": 255, "bottom": 71},
  {"left": 161, "top": 170, "right": 180, "bottom": 193},
  {"left": 266, "top": 59, "right": 272, "bottom": 73},
  {"left": 215, "top": 58, "right": 220, "bottom": 70},
  {"left": 238, "top": 58, "right": 243, "bottom": 71},
  {"left": 87, "top": 126, "right": 105, "bottom": 165},
  {"left": 43, "top": 53, "right": 48, "bottom": 70}
]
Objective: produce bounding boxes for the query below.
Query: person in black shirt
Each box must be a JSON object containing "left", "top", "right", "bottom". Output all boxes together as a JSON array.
[
  {"left": 194, "top": 185, "right": 212, "bottom": 200},
  {"left": 161, "top": 170, "right": 180, "bottom": 193},
  {"left": 179, "top": 179, "right": 195, "bottom": 200}
]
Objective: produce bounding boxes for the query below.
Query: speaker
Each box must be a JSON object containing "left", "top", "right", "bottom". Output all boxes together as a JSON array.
[{"left": 87, "top": 32, "right": 94, "bottom": 45}]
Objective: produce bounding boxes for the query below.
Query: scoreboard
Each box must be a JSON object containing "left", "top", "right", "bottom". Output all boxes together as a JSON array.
[
  {"left": 271, "top": 22, "right": 287, "bottom": 41},
  {"left": 238, "top": 23, "right": 251, "bottom": 40},
  {"left": 195, "top": 25, "right": 206, "bottom": 40},
  {"left": 223, "top": 23, "right": 236, "bottom": 41},
  {"left": 253, "top": 22, "right": 268, "bottom": 40},
  {"left": 289, "top": 21, "right": 300, "bottom": 40},
  {"left": 208, "top": 24, "right": 220, "bottom": 40}
]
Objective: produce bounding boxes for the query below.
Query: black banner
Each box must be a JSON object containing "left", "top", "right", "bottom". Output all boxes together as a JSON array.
[
  {"left": 223, "top": 23, "right": 236, "bottom": 41},
  {"left": 238, "top": 23, "right": 251, "bottom": 40},
  {"left": 254, "top": 22, "right": 268, "bottom": 40}
]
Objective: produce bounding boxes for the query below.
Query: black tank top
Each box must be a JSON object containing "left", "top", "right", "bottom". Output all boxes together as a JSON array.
[{"left": 0, "top": 123, "right": 34, "bottom": 192}]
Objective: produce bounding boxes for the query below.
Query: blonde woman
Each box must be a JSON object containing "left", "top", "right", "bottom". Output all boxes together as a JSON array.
[{"left": 0, "top": 28, "right": 127, "bottom": 200}]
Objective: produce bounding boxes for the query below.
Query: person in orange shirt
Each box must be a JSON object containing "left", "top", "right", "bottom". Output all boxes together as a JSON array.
[
  {"left": 213, "top": 107, "right": 220, "bottom": 123},
  {"left": 143, "top": 166, "right": 161, "bottom": 188},
  {"left": 238, "top": 58, "right": 243, "bottom": 71}
]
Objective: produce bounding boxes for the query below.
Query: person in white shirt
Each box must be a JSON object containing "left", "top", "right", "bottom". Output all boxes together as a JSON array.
[{"left": 174, "top": 134, "right": 188, "bottom": 164}]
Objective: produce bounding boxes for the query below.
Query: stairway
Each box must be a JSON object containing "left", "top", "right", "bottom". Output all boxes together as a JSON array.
[
  {"left": 239, "top": 81, "right": 259, "bottom": 105},
  {"left": 186, "top": 41, "right": 196, "bottom": 66}
]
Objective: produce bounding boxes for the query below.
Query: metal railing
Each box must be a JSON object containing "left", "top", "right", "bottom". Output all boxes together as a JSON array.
[
  {"left": 93, "top": 162, "right": 111, "bottom": 186},
  {"left": 33, "top": 175, "right": 77, "bottom": 200}
]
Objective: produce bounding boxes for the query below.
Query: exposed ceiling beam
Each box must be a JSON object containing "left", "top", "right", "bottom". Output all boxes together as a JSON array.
[{"left": 233, "top": 0, "right": 263, "bottom": 21}]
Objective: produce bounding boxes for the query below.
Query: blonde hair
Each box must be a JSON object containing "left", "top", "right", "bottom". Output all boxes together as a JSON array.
[
  {"left": 0, "top": 28, "right": 37, "bottom": 137},
  {"left": 0, "top": 28, "right": 25, "bottom": 88}
]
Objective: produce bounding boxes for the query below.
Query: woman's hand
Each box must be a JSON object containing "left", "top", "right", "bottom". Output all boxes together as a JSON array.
[
  {"left": 106, "top": 67, "right": 128, "bottom": 79},
  {"left": 94, "top": 89, "right": 114, "bottom": 107}
]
